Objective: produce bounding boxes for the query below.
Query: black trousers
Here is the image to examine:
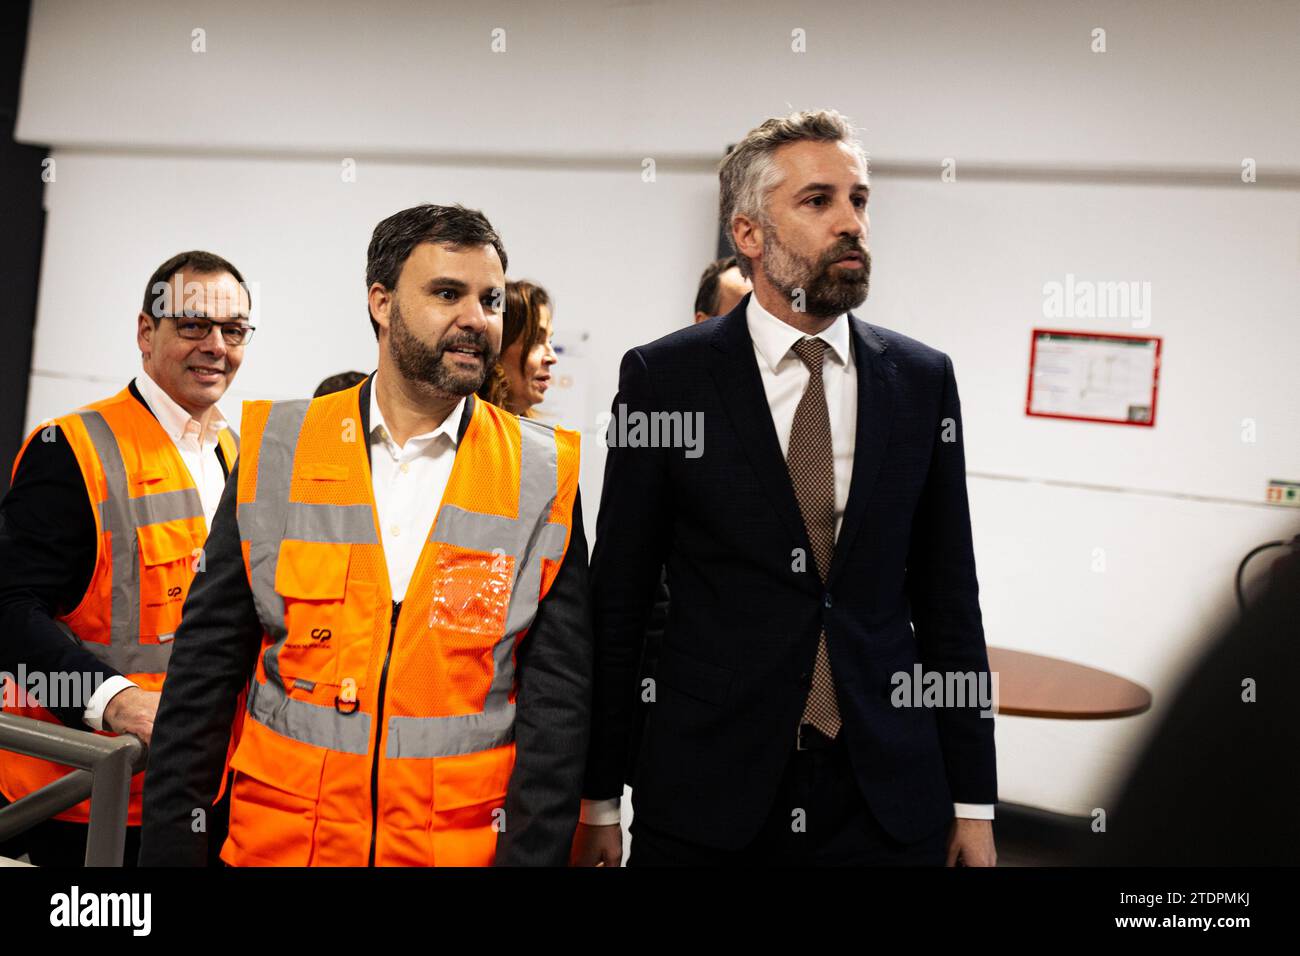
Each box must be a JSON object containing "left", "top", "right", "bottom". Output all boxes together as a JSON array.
[
  {"left": 0, "top": 772, "right": 232, "bottom": 866},
  {"left": 629, "top": 733, "right": 951, "bottom": 866}
]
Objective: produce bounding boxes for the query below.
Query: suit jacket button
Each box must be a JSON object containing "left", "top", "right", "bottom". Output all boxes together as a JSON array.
[{"left": 823, "top": 593, "right": 833, "bottom": 609}]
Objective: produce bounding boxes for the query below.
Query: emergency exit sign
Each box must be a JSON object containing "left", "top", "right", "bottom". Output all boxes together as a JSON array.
[{"left": 1266, "top": 480, "right": 1300, "bottom": 507}]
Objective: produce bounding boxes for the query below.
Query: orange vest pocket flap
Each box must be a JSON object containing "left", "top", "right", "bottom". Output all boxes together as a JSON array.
[
  {"left": 275, "top": 541, "right": 350, "bottom": 600},
  {"left": 432, "top": 745, "right": 515, "bottom": 811},
  {"left": 229, "top": 719, "right": 326, "bottom": 800},
  {"left": 299, "top": 462, "right": 349, "bottom": 481},
  {"left": 136, "top": 520, "right": 198, "bottom": 566},
  {"left": 132, "top": 466, "right": 172, "bottom": 485}
]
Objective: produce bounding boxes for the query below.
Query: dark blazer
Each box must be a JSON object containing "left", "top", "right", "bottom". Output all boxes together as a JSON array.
[
  {"left": 139, "top": 377, "right": 593, "bottom": 866},
  {"left": 583, "top": 295, "right": 996, "bottom": 848},
  {"left": 0, "top": 381, "right": 234, "bottom": 730},
  {"left": 626, "top": 569, "right": 669, "bottom": 786}
]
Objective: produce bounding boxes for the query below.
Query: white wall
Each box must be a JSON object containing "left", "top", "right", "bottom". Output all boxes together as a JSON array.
[
  {"left": 17, "top": 0, "right": 1300, "bottom": 824},
  {"left": 18, "top": 0, "right": 1300, "bottom": 167}
]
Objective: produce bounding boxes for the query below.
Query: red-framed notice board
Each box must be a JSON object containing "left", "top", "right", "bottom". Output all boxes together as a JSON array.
[{"left": 1026, "top": 329, "right": 1162, "bottom": 427}]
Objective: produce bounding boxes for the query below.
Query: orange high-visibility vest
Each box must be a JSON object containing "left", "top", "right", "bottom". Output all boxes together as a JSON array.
[
  {"left": 222, "top": 385, "right": 580, "bottom": 866},
  {"left": 0, "top": 385, "right": 238, "bottom": 824}
]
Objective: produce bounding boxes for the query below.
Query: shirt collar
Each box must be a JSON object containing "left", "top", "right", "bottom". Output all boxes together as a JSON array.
[
  {"left": 368, "top": 372, "right": 465, "bottom": 454},
  {"left": 745, "top": 293, "right": 852, "bottom": 374},
  {"left": 134, "top": 369, "right": 228, "bottom": 444}
]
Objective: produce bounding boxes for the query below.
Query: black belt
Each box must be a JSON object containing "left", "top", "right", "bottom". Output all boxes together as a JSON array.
[{"left": 795, "top": 723, "right": 838, "bottom": 751}]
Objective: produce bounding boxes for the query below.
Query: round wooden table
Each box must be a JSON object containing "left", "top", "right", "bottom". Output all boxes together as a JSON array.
[{"left": 986, "top": 647, "right": 1152, "bottom": 719}]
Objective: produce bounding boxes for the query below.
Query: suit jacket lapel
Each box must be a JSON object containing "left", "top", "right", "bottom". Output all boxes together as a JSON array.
[
  {"left": 828, "top": 315, "right": 896, "bottom": 587},
  {"left": 708, "top": 299, "right": 812, "bottom": 556}
]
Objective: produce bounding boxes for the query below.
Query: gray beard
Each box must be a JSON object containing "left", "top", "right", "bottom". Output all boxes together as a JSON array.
[{"left": 762, "top": 229, "right": 870, "bottom": 318}]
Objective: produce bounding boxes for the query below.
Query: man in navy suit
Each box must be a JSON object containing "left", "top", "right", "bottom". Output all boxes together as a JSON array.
[{"left": 572, "top": 109, "right": 997, "bottom": 866}]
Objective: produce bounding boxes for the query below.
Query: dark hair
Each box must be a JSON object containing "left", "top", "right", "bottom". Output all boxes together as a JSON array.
[
  {"left": 314, "top": 370, "right": 368, "bottom": 398},
  {"left": 365, "top": 203, "right": 508, "bottom": 338},
  {"left": 142, "top": 250, "right": 251, "bottom": 318},
  {"left": 694, "top": 255, "right": 739, "bottom": 317},
  {"left": 477, "top": 280, "right": 551, "bottom": 418}
]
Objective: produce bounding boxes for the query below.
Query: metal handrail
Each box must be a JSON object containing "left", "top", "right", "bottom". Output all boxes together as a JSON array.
[{"left": 0, "top": 713, "right": 146, "bottom": 866}]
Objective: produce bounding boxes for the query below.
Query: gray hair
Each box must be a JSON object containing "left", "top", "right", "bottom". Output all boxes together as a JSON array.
[{"left": 718, "top": 109, "right": 868, "bottom": 278}]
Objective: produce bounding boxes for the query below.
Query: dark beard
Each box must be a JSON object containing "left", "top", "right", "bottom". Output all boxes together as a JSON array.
[
  {"left": 388, "top": 300, "right": 499, "bottom": 397},
  {"left": 763, "top": 228, "right": 871, "bottom": 318}
]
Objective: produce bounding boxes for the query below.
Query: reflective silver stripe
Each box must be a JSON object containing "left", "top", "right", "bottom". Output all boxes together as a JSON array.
[
  {"left": 80, "top": 411, "right": 139, "bottom": 652},
  {"left": 283, "top": 501, "right": 378, "bottom": 544},
  {"left": 387, "top": 703, "right": 515, "bottom": 758},
  {"left": 242, "top": 401, "right": 307, "bottom": 713},
  {"left": 391, "top": 417, "right": 568, "bottom": 759},
  {"left": 248, "top": 676, "right": 372, "bottom": 754},
  {"left": 241, "top": 401, "right": 376, "bottom": 752},
  {"left": 72, "top": 410, "right": 205, "bottom": 674},
  {"left": 107, "top": 642, "right": 175, "bottom": 673},
  {"left": 55, "top": 618, "right": 174, "bottom": 674},
  {"left": 387, "top": 631, "right": 517, "bottom": 757},
  {"left": 241, "top": 400, "right": 311, "bottom": 645},
  {"left": 71, "top": 637, "right": 174, "bottom": 675},
  {"left": 125, "top": 488, "right": 205, "bottom": 527},
  {"left": 97, "top": 490, "right": 208, "bottom": 535},
  {"left": 508, "top": 419, "right": 567, "bottom": 637}
]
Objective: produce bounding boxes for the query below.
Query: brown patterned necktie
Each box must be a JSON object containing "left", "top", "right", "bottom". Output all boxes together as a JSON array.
[{"left": 786, "top": 337, "right": 841, "bottom": 740}]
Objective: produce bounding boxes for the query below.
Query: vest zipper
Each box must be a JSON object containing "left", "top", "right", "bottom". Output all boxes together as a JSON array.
[{"left": 368, "top": 599, "right": 401, "bottom": 867}]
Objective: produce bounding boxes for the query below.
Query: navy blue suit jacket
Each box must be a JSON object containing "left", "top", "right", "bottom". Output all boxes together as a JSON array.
[{"left": 584, "top": 294, "right": 996, "bottom": 847}]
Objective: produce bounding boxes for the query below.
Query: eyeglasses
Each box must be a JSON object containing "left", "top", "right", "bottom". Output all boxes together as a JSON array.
[{"left": 156, "top": 312, "right": 256, "bottom": 346}]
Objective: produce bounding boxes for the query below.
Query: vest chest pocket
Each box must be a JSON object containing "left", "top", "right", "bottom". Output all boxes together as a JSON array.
[
  {"left": 419, "top": 543, "right": 516, "bottom": 711},
  {"left": 427, "top": 542, "right": 514, "bottom": 637},
  {"left": 274, "top": 541, "right": 376, "bottom": 692},
  {"left": 136, "top": 520, "right": 201, "bottom": 642},
  {"left": 430, "top": 744, "right": 516, "bottom": 866}
]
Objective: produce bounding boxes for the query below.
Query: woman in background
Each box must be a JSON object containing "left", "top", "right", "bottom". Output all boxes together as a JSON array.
[{"left": 479, "top": 279, "right": 558, "bottom": 418}]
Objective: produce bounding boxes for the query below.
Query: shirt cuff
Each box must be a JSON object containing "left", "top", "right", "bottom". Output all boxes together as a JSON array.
[
  {"left": 580, "top": 797, "right": 622, "bottom": 826},
  {"left": 84, "top": 676, "right": 138, "bottom": 732},
  {"left": 953, "top": 802, "right": 995, "bottom": 820}
]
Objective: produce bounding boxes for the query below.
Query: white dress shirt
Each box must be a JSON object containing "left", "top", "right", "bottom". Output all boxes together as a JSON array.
[
  {"left": 580, "top": 295, "right": 993, "bottom": 827},
  {"left": 747, "top": 292, "right": 858, "bottom": 537},
  {"left": 367, "top": 379, "right": 466, "bottom": 602},
  {"left": 85, "top": 370, "right": 233, "bottom": 730},
  {"left": 133, "top": 368, "right": 232, "bottom": 527}
]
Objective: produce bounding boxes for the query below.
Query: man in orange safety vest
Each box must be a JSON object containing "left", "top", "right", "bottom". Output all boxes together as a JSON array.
[
  {"left": 140, "top": 204, "right": 593, "bottom": 866},
  {"left": 0, "top": 250, "right": 252, "bottom": 866}
]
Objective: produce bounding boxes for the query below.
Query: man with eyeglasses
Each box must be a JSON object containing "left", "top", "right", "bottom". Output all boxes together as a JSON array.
[{"left": 0, "top": 250, "right": 252, "bottom": 866}]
